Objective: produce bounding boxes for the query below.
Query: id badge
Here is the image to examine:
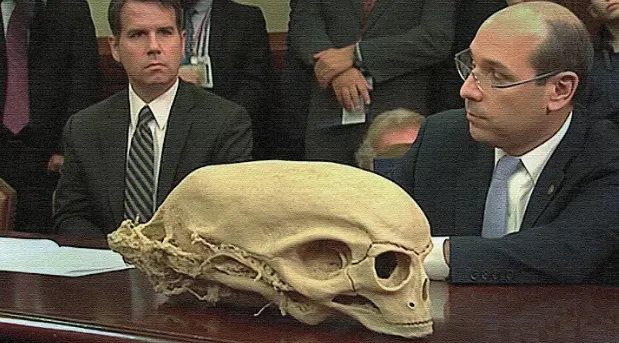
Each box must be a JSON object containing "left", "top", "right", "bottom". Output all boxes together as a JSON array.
[
  {"left": 341, "top": 102, "right": 366, "bottom": 125},
  {"left": 190, "top": 55, "right": 214, "bottom": 89},
  {"left": 341, "top": 75, "right": 373, "bottom": 125}
]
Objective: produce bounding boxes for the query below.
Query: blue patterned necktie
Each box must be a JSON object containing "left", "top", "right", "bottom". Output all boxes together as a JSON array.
[
  {"left": 482, "top": 156, "right": 521, "bottom": 238},
  {"left": 124, "top": 106, "right": 155, "bottom": 223}
]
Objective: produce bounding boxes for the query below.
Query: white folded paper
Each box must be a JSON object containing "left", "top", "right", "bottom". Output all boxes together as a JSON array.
[{"left": 0, "top": 237, "right": 133, "bottom": 277}]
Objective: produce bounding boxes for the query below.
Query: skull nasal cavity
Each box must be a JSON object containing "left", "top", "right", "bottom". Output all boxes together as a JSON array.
[{"left": 375, "top": 251, "right": 411, "bottom": 289}]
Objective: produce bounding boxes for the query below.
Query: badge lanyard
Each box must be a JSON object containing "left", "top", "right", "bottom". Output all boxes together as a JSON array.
[
  {"left": 190, "top": 10, "right": 211, "bottom": 59},
  {"left": 188, "top": 8, "right": 214, "bottom": 88}
]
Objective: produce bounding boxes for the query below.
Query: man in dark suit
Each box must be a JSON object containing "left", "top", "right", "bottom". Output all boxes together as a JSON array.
[
  {"left": 288, "top": 0, "right": 456, "bottom": 165},
  {"left": 53, "top": 0, "right": 252, "bottom": 236},
  {"left": 393, "top": 2, "right": 619, "bottom": 285},
  {"left": 273, "top": 0, "right": 312, "bottom": 161},
  {"left": 178, "top": 0, "right": 275, "bottom": 159},
  {"left": 0, "top": 0, "right": 100, "bottom": 232},
  {"left": 428, "top": 0, "right": 506, "bottom": 114}
]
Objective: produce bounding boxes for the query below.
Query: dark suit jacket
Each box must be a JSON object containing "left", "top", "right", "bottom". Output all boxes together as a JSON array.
[
  {"left": 208, "top": 0, "right": 273, "bottom": 117},
  {"left": 272, "top": 0, "right": 313, "bottom": 160},
  {"left": 0, "top": 0, "right": 99, "bottom": 154},
  {"left": 53, "top": 81, "right": 252, "bottom": 236},
  {"left": 428, "top": 0, "right": 506, "bottom": 114},
  {"left": 206, "top": 0, "right": 276, "bottom": 159},
  {"left": 393, "top": 109, "right": 619, "bottom": 285},
  {"left": 289, "top": 0, "right": 456, "bottom": 126}
]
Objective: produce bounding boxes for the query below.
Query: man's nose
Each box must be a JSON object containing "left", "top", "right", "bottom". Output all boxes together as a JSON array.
[
  {"left": 147, "top": 34, "right": 162, "bottom": 54},
  {"left": 460, "top": 73, "right": 482, "bottom": 102}
]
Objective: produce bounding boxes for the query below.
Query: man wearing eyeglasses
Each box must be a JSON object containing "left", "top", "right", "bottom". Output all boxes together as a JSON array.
[{"left": 393, "top": 2, "right": 619, "bottom": 285}]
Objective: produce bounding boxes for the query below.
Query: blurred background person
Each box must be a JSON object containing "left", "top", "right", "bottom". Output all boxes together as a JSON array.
[
  {"left": 355, "top": 108, "right": 424, "bottom": 171},
  {"left": 272, "top": 0, "right": 312, "bottom": 161},
  {"left": 429, "top": 0, "right": 506, "bottom": 114},
  {"left": 0, "top": 0, "right": 100, "bottom": 233},
  {"left": 179, "top": 0, "right": 276, "bottom": 159},
  {"left": 289, "top": 0, "right": 456, "bottom": 165},
  {"left": 586, "top": 0, "right": 619, "bottom": 125}
]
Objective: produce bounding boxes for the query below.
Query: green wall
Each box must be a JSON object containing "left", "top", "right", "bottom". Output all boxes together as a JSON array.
[{"left": 87, "top": 0, "right": 290, "bottom": 36}]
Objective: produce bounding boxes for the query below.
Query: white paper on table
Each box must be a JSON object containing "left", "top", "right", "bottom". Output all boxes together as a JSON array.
[{"left": 0, "top": 237, "right": 133, "bottom": 277}]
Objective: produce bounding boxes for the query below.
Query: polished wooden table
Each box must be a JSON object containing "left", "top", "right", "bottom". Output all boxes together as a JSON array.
[{"left": 1, "top": 234, "right": 618, "bottom": 343}]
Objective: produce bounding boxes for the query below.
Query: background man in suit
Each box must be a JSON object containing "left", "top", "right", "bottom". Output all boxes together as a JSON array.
[
  {"left": 289, "top": 0, "right": 456, "bottom": 165},
  {"left": 585, "top": 0, "right": 619, "bottom": 125},
  {"left": 53, "top": 0, "right": 252, "bottom": 236},
  {"left": 0, "top": 0, "right": 100, "bottom": 232},
  {"left": 273, "top": 0, "right": 312, "bottom": 161},
  {"left": 393, "top": 2, "right": 619, "bottom": 285},
  {"left": 178, "top": 0, "right": 276, "bottom": 159},
  {"left": 428, "top": 0, "right": 506, "bottom": 114}
]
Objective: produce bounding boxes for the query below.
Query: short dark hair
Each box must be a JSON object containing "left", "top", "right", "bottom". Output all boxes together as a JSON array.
[{"left": 108, "top": 0, "right": 183, "bottom": 38}]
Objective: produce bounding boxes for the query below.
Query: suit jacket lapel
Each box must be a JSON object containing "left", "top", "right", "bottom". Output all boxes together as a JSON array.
[
  {"left": 101, "top": 91, "right": 130, "bottom": 225},
  {"left": 157, "top": 81, "right": 194, "bottom": 205},
  {"left": 455, "top": 141, "right": 494, "bottom": 235},
  {"left": 520, "top": 113, "right": 586, "bottom": 229}
]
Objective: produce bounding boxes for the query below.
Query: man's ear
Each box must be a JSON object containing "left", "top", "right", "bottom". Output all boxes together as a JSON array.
[
  {"left": 547, "top": 71, "right": 578, "bottom": 112},
  {"left": 180, "top": 29, "right": 187, "bottom": 60},
  {"left": 108, "top": 35, "right": 121, "bottom": 63}
]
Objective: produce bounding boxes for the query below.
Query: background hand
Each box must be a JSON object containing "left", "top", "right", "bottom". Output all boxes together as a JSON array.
[
  {"left": 331, "top": 67, "right": 371, "bottom": 111},
  {"left": 47, "top": 154, "right": 64, "bottom": 173},
  {"left": 313, "top": 45, "right": 355, "bottom": 88}
]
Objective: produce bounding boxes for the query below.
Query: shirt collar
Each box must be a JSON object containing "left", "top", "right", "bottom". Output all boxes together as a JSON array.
[
  {"left": 128, "top": 79, "right": 180, "bottom": 131},
  {"left": 495, "top": 112, "right": 572, "bottom": 183}
]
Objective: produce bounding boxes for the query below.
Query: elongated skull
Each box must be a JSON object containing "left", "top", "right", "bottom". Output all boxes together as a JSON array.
[{"left": 108, "top": 161, "right": 433, "bottom": 338}]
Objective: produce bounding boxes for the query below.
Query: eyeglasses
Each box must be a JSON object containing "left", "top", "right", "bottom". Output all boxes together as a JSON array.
[{"left": 454, "top": 48, "right": 562, "bottom": 90}]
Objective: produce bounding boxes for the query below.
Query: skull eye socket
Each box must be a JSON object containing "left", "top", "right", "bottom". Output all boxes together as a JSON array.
[
  {"left": 297, "top": 240, "right": 351, "bottom": 280},
  {"left": 374, "top": 251, "right": 411, "bottom": 289}
]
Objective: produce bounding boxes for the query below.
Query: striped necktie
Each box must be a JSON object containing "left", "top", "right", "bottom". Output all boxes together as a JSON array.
[
  {"left": 2, "top": 1, "right": 31, "bottom": 135},
  {"left": 124, "top": 106, "right": 155, "bottom": 223},
  {"left": 482, "top": 155, "right": 521, "bottom": 238}
]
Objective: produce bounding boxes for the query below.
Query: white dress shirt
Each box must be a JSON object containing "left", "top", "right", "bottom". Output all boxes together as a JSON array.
[
  {"left": 127, "top": 79, "right": 179, "bottom": 211},
  {"left": 424, "top": 113, "right": 573, "bottom": 281},
  {"left": 1, "top": 0, "right": 16, "bottom": 34}
]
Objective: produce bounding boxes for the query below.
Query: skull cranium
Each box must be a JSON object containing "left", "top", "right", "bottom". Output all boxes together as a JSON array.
[{"left": 108, "top": 161, "right": 433, "bottom": 338}]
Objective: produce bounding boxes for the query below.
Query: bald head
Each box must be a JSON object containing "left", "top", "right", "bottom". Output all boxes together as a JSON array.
[
  {"left": 485, "top": 1, "right": 580, "bottom": 33},
  {"left": 478, "top": 1, "right": 592, "bottom": 83}
]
